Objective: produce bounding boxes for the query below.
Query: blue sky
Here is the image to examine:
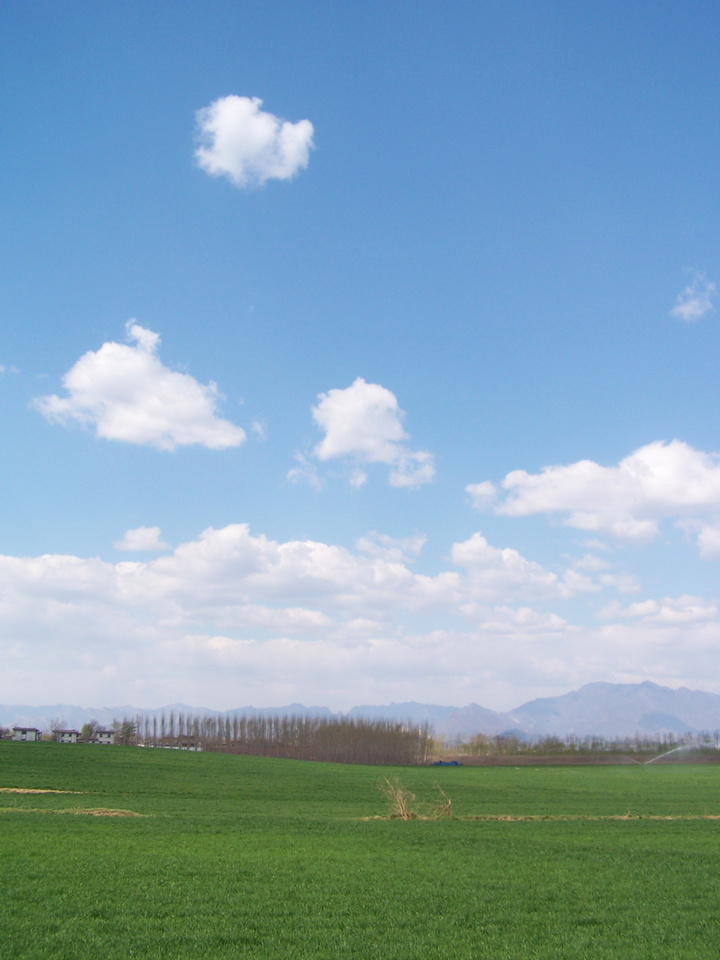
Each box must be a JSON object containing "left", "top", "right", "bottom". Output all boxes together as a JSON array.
[{"left": 2, "top": 1, "right": 719, "bottom": 711}]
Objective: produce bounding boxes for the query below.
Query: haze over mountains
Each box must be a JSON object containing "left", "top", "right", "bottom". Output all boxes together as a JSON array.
[
  {"left": 349, "top": 682, "right": 720, "bottom": 740},
  {"left": 4, "top": 683, "right": 720, "bottom": 740}
]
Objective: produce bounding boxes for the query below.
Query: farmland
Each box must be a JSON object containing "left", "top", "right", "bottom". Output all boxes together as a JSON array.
[{"left": 1, "top": 743, "right": 719, "bottom": 959}]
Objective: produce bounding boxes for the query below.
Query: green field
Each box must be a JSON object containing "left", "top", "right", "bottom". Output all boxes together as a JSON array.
[{"left": 1, "top": 743, "right": 719, "bottom": 959}]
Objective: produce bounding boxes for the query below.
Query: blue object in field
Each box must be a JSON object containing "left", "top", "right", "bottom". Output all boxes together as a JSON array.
[{"left": 433, "top": 760, "right": 463, "bottom": 766}]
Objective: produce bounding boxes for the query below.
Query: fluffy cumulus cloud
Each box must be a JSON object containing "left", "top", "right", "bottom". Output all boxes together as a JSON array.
[
  {"left": 33, "top": 322, "right": 246, "bottom": 451},
  {"left": 670, "top": 270, "right": 717, "bottom": 321},
  {"left": 195, "top": 95, "right": 314, "bottom": 188},
  {"left": 598, "top": 595, "right": 718, "bottom": 624},
  {"left": 3, "top": 520, "right": 703, "bottom": 710},
  {"left": 451, "top": 533, "right": 571, "bottom": 602},
  {"left": 114, "top": 526, "right": 170, "bottom": 552},
  {"left": 468, "top": 439, "right": 720, "bottom": 554},
  {"left": 304, "top": 377, "right": 435, "bottom": 488}
]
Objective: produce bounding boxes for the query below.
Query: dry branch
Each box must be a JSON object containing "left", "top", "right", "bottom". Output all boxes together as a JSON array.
[{"left": 377, "top": 776, "right": 417, "bottom": 820}]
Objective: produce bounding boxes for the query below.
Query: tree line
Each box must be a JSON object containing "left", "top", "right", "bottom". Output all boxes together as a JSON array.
[
  {"left": 445, "top": 730, "right": 720, "bottom": 757},
  {"left": 11, "top": 714, "right": 718, "bottom": 763},
  {"left": 106, "top": 711, "right": 433, "bottom": 765}
]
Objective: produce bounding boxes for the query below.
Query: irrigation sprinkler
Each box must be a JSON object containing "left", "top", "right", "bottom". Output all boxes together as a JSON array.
[{"left": 644, "top": 744, "right": 694, "bottom": 764}]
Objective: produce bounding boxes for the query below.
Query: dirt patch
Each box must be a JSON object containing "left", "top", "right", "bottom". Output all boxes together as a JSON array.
[
  {"left": 362, "top": 812, "right": 720, "bottom": 822},
  {"left": 0, "top": 787, "right": 84, "bottom": 794},
  {"left": 0, "top": 806, "right": 146, "bottom": 818},
  {"left": 468, "top": 813, "right": 720, "bottom": 822},
  {"left": 65, "top": 807, "right": 146, "bottom": 817}
]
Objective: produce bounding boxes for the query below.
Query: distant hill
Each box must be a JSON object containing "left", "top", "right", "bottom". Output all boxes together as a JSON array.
[
  {"left": 3, "top": 682, "right": 720, "bottom": 739},
  {"left": 347, "top": 701, "right": 521, "bottom": 739},
  {"left": 351, "top": 682, "right": 720, "bottom": 739},
  {"left": 509, "top": 681, "right": 720, "bottom": 738}
]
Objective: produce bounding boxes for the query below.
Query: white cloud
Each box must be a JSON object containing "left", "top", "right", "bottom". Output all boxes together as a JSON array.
[
  {"left": 478, "top": 606, "right": 568, "bottom": 634},
  {"left": 0, "top": 525, "right": 577, "bottom": 649},
  {"left": 313, "top": 378, "right": 406, "bottom": 462},
  {"left": 598, "top": 572, "right": 641, "bottom": 594},
  {"left": 114, "top": 526, "right": 170, "bottom": 552},
  {"left": 696, "top": 522, "right": 720, "bottom": 559},
  {"left": 33, "top": 322, "right": 246, "bottom": 451},
  {"left": 572, "top": 553, "right": 612, "bottom": 571},
  {"left": 356, "top": 531, "right": 427, "bottom": 563},
  {"left": 286, "top": 453, "right": 322, "bottom": 490},
  {"left": 307, "top": 378, "right": 435, "bottom": 488},
  {"left": 451, "top": 533, "right": 568, "bottom": 601},
  {"left": 584, "top": 539, "right": 612, "bottom": 552},
  {"left": 598, "top": 595, "right": 717, "bottom": 624},
  {"left": 465, "top": 480, "right": 496, "bottom": 509},
  {"left": 195, "top": 95, "right": 314, "bottom": 189},
  {"left": 670, "top": 270, "right": 717, "bottom": 321},
  {"left": 569, "top": 555, "right": 638, "bottom": 593},
  {"left": 388, "top": 451, "right": 436, "bottom": 489},
  {"left": 251, "top": 420, "right": 267, "bottom": 441},
  {"left": 349, "top": 467, "right": 368, "bottom": 488},
  {"left": 1, "top": 523, "right": 719, "bottom": 710},
  {"left": 561, "top": 569, "right": 601, "bottom": 595},
  {"left": 469, "top": 439, "right": 720, "bottom": 553}
]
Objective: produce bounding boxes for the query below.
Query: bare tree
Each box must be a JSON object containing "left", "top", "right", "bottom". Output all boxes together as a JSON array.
[{"left": 49, "top": 717, "right": 67, "bottom": 741}]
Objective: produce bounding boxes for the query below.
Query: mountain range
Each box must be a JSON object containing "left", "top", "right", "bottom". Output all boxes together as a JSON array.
[
  {"left": 349, "top": 682, "right": 720, "bottom": 739},
  {"left": 3, "top": 682, "right": 720, "bottom": 740}
]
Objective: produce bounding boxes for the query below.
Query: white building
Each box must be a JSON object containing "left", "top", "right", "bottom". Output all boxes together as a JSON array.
[
  {"left": 12, "top": 727, "right": 42, "bottom": 742},
  {"left": 56, "top": 729, "right": 80, "bottom": 743}
]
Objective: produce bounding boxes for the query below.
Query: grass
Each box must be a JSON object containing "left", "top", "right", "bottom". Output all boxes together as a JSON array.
[{"left": 1, "top": 743, "right": 719, "bottom": 958}]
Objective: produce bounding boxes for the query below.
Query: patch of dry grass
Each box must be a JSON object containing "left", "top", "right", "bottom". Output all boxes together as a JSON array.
[
  {"left": 0, "top": 787, "right": 84, "bottom": 794},
  {"left": 363, "top": 809, "right": 720, "bottom": 823},
  {"left": 0, "top": 806, "right": 146, "bottom": 817},
  {"left": 464, "top": 813, "right": 720, "bottom": 822}
]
